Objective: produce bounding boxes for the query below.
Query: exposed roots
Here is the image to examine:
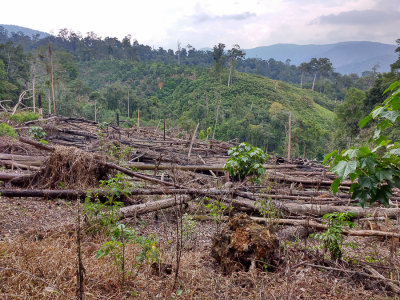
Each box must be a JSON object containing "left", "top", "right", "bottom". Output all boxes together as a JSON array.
[
  {"left": 211, "top": 213, "right": 280, "bottom": 274},
  {"left": 31, "top": 146, "right": 110, "bottom": 189}
]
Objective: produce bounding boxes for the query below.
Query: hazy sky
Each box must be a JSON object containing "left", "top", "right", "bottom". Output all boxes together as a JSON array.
[{"left": 2, "top": 0, "right": 399, "bottom": 49}]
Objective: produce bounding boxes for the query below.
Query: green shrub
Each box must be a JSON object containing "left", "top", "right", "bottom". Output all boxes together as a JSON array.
[
  {"left": 312, "top": 212, "right": 355, "bottom": 259},
  {"left": 28, "top": 126, "right": 47, "bottom": 140},
  {"left": 9, "top": 111, "right": 40, "bottom": 123},
  {"left": 224, "top": 142, "right": 269, "bottom": 184},
  {"left": 0, "top": 123, "right": 17, "bottom": 138}
]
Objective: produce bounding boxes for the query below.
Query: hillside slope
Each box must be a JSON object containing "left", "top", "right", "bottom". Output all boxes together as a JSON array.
[{"left": 78, "top": 60, "right": 335, "bottom": 158}]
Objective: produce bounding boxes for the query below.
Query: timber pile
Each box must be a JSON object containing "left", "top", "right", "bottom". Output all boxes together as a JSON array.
[
  {"left": 18, "top": 116, "right": 231, "bottom": 165},
  {"left": 1, "top": 115, "right": 400, "bottom": 241}
]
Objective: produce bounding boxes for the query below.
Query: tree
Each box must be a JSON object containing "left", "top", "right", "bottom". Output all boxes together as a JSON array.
[
  {"left": 297, "top": 62, "right": 309, "bottom": 89},
  {"left": 390, "top": 38, "right": 400, "bottom": 72},
  {"left": 212, "top": 43, "right": 225, "bottom": 80},
  {"left": 335, "top": 88, "right": 366, "bottom": 146},
  {"left": 226, "top": 44, "right": 245, "bottom": 87},
  {"left": 309, "top": 58, "right": 333, "bottom": 91}
]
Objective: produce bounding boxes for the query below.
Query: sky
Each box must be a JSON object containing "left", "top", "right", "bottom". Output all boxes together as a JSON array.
[{"left": 2, "top": 0, "right": 400, "bottom": 50}]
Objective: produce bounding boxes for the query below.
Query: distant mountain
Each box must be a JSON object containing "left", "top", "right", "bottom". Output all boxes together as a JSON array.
[
  {"left": 0, "top": 24, "right": 49, "bottom": 39},
  {"left": 244, "top": 41, "right": 397, "bottom": 75}
]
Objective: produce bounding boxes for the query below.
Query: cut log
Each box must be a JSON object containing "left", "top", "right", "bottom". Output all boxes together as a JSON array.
[
  {"left": 228, "top": 198, "right": 400, "bottom": 219},
  {"left": 0, "top": 153, "right": 46, "bottom": 165},
  {"left": 0, "top": 172, "right": 32, "bottom": 182},
  {"left": 18, "top": 137, "right": 54, "bottom": 152},
  {"left": 251, "top": 217, "right": 400, "bottom": 238},
  {"left": 102, "top": 162, "right": 183, "bottom": 188},
  {"left": 119, "top": 195, "right": 191, "bottom": 218}
]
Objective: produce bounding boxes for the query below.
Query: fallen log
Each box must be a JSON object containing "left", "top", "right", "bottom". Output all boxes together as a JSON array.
[
  {"left": 0, "top": 172, "right": 32, "bottom": 182},
  {"left": 0, "top": 160, "right": 41, "bottom": 170},
  {"left": 216, "top": 197, "right": 400, "bottom": 219},
  {"left": 0, "top": 153, "right": 46, "bottom": 165},
  {"left": 251, "top": 217, "right": 400, "bottom": 238},
  {"left": 102, "top": 162, "right": 183, "bottom": 188},
  {"left": 18, "top": 137, "right": 54, "bottom": 152},
  {"left": 120, "top": 195, "right": 192, "bottom": 218}
]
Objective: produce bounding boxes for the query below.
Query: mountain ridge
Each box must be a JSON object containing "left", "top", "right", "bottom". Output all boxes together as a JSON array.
[
  {"left": 0, "top": 24, "right": 49, "bottom": 39},
  {"left": 244, "top": 41, "right": 397, "bottom": 75}
]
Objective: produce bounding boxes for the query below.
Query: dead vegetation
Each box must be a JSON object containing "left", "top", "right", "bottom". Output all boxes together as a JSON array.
[{"left": 0, "top": 115, "right": 400, "bottom": 299}]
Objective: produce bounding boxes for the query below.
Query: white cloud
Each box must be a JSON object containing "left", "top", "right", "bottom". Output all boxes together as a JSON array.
[{"left": 1, "top": 0, "right": 398, "bottom": 50}]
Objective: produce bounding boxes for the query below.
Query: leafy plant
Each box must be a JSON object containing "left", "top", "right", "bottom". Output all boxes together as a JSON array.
[
  {"left": 96, "top": 223, "right": 135, "bottom": 285},
  {"left": 324, "top": 81, "right": 400, "bottom": 207},
  {"left": 28, "top": 126, "right": 47, "bottom": 143},
  {"left": 198, "top": 129, "right": 206, "bottom": 140},
  {"left": 255, "top": 185, "right": 280, "bottom": 228},
  {"left": 224, "top": 142, "right": 268, "bottom": 184},
  {"left": 9, "top": 111, "right": 40, "bottom": 123},
  {"left": 312, "top": 212, "right": 355, "bottom": 259},
  {"left": 182, "top": 213, "right": 197, "bottom": 242},
  {"left": 0, "top": 123, "right": 17, "bottom": 138},
  {"left": 83, "top": 174, "right": 128, "bottom": 231},
  {"left": 96, "top": 223, "right": 160, "bottom": 285},
  {"left": 204, "top": 197, "right": 227, "bottom": 233}
]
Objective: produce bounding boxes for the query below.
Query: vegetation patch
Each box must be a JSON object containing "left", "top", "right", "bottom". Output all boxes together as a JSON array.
[{"left": 0, "top": 122, "right": 17, "bottom": 138}]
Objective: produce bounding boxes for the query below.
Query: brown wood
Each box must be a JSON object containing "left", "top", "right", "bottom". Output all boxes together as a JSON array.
[
  {"left": 252, "top": 217, "right": 400, "bottom": 238},
  {"left": 120, "top": 195, "right": 191, "bottom": 218}
]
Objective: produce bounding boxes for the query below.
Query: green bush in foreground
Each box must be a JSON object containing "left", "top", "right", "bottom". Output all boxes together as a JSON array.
[{"left": 224, "top": 142, "right": 268, "bottom": 184}]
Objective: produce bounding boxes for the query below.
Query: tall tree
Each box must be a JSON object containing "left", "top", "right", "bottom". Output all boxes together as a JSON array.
[
  {"left": 297, "top": 62, "right": 309, "bottom": 89},
  {"left": 227, "top": 44, "right": 245, "bottom": 87},
  {"left": 309, "top": 57, "right": 333, "bottom": 91},
  {"left": 212, "top": 43, "right": 225, "bottom": 81}
]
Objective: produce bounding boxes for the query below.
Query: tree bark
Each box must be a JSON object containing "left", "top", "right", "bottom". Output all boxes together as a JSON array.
[
  {"left": 119, "top": 195, "right": 191, "bottom": 219},
  {"left": 187, "top": 123, "right": 199, "bottom": 159},
  {"left": 48, "top": 42, "right": 56, "bottom": 115},
  {"left": 311, "top": 71, "right": 317, "bottom": 91}
]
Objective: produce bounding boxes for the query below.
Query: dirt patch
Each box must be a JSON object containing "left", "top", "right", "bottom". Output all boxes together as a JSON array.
[{"left": 211, "top": 213, "right": 280, "bottom": 273}]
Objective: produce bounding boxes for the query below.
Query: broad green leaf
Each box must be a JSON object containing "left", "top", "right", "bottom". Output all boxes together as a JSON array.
[
  {"left": 384, "top": 81, "right": 400, "bottom": 94},
  {"left": 375, "top": 168, "right": 393, "bottom": 181},
  {"left": 351, "top": 186, "right": 369, "bottom": 208},
  {"left": 357, "top": 146, "right": 372, "bottom": 157},
  {"left": 392, "top": 87, "right": 400, "bottom": 97},
  {"left": 374, "top": 185, "right": 392, "bottom": 207},
  {"left": 323, "top": 150, "right": 338, "bottom": 165},
  {"left": 331, "top": 160, "right": 357, "bottom": 181},
  {"left": 360, "top": 156, "right": 377, "bottom": 172},
  {"left": 343, "top": 148, "right": 358, "bottom": 159},
  {"left": 372, "top": 128, "right": 382, "bottom": 140},
  {"left": 358, "top": 115, "right": 372, "bottom": 128},
  {"left": 330, "top": 178, "right": 341, "bottom": 195},
  {"left": 358, "top": 175, "right": 378, "bottom": 189},
  {"left": 371, "top": 106, "right": 384, "bottom": 119},
  {"left": 380, "top": 111, "right": 399, "bottom": 123}
]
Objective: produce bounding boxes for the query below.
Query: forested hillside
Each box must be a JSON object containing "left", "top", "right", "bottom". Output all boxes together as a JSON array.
[{"left": 1, "top": 27, "right": 400, "bottom": 159}]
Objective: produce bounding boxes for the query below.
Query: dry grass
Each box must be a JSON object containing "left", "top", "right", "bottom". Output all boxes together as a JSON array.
[{"left": 0, "top": 198, "right": 398, "bottom": 299}]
